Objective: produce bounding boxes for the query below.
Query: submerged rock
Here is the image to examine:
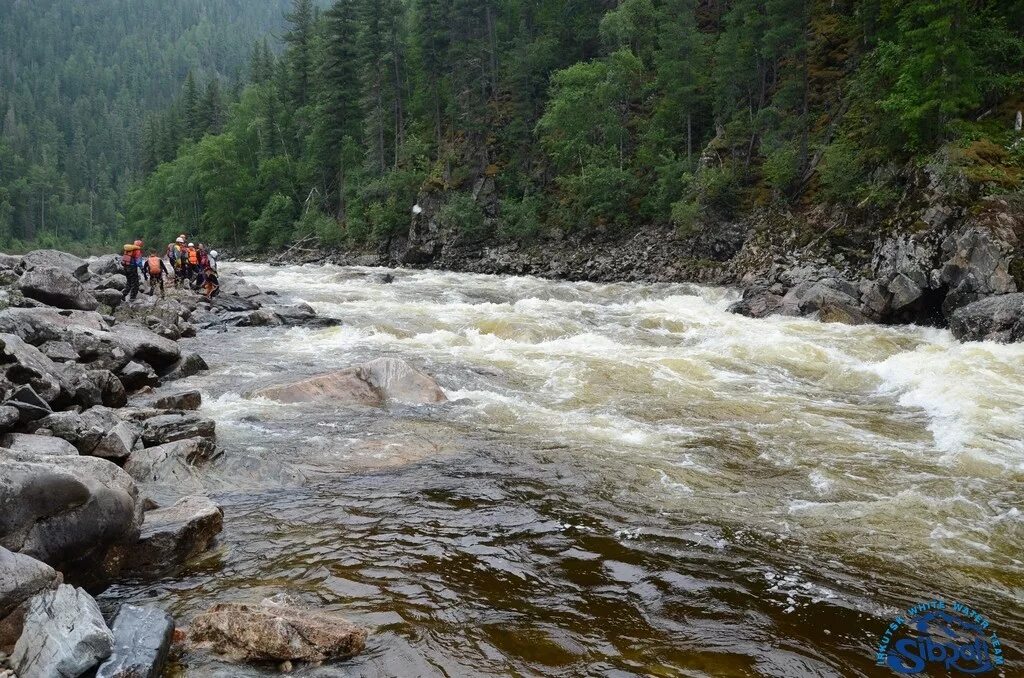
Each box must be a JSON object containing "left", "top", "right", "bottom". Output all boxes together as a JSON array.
[
  {"left": 12, "top": 584, "right": 114, "bottom": 678},
  {"left": 95, "top": 604, "right": 174, "bottom": 678},
  {"left": 123, "top": 496, "right": 223, "bottom": 575},
  {"left": 188, "top": 594, "right": 367, "bottom": 663},
  {"left": 252, "top": 357, "right": 447, "bottom": 406}
]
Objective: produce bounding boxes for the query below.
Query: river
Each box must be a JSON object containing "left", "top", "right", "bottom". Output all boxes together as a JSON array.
[{"left": 100, "top": 263, "right": 1023, "bottom": 677}]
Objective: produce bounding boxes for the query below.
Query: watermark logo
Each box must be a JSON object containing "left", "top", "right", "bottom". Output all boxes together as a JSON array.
[{"left": 877, "top": 599, "right": 1004, "bottom": 674}]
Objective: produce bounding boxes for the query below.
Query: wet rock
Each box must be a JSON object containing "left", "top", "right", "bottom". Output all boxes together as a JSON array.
[
  {"left": 728, "top": 286, "right": 784, "bottom": 318},
  {"left": 888, "top": 273, "right": 923, "bottom": 311},
  {"left": 237, "top": 308, "right": 284, "bottom": 327},
  {"left": 252, "top": 358, "right": 447, "bottom": 407},
  {"left": 780, "top": 280, "right": 861, "bottom": 318},
  {"left": 91, "top": 421, "right": 141, "bottom": 464},
  {"left": 154, "top": 390, "right": 202, "bottom": 411},
  {"left": 124, "top": 496, "right": 223, "bottom": 575},
  {"left": 39, "top": 340, "right": 78, "bottom": 363},
  {"left": 118, "top": 360, "right": 159, "bottom": 392},
  {"left": 18, "top": 266, "right": 99, "bottom": 311},
  {"left": 123, "top": 438, "right": 217, "bottom": 504},
  {"left": 948, "top": 293, "right": 1024, "bottom": 343},
  {"left": 211, "top": 295, "right": 261, "bottom": 313},
  {"left": 0, "top": 454, "right": 142, "bottom": 582},
  {"left": 160, "top": 353, "right": 209, "bottom": 382},
  {"left": 274, "top": 303, "right": 317, "bottom": 324},
  {"left": 188, "top": 594, "right": 367, "bottom": 663},
  {"left": 95, "top": 604, "right": 174, "bottom": 678},
  {"left": 141, "top": 414, "right": 215, "bottom": 446},
  {"left": 0, "top": 434, "right": 78, "bottom": 457},
  {"left": 11, "top": 585, "right": 113, "bottom": 678}
]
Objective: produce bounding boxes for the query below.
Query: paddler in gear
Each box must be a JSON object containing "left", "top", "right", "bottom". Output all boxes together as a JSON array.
[
  {"left": 144, "top": 250, "right": 168, "bottom": 298},
  {"left": 120, "top": 244, "right": 142, "bottom": 302},
  {"left": 201, "top": 264, "right": 220, "bottom": 300},
  {"left": 186, "top": 242, "right": 199, "bottom": 284},
  {"left": 170, "top": 236, "right": 186, "bottom": 287}
]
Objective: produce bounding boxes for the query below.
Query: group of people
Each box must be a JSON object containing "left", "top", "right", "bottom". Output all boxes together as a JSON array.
[{"left": 120, "top": 236, "right": 220, "bottom": 302}]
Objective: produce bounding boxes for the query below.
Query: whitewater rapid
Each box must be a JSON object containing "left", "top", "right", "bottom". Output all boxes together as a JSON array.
[{"left": 104, "top": 263, "right": 1023, "bottom": 676}]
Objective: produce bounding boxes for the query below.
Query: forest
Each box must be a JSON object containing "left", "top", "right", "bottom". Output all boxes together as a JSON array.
[
  {"left": 0, "top": 0, "right": 302, "bottom": 251},
  {"left": 6, "top": 1, "right": 1024, "bottom": 253}
]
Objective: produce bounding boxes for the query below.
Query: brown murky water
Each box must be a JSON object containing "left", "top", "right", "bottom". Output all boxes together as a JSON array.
[{"left": 100, "top": 264, "right": 1023, "bottom": 677}]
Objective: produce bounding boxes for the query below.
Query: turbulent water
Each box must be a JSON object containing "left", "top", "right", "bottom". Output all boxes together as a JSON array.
[{"left": 101, "top": 263, "right": 1023, "bottom": 677}]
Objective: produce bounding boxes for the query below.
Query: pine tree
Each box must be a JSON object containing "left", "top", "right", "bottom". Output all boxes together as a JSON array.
[
  {"left": 182, "top": 70, "right": 201, "bottom": 141},
  {"left": 201, "top": 78, "right": 226, "bottom": 135},
  {"left": 284, "top": 0, "right": 316, "bottom": 108}
]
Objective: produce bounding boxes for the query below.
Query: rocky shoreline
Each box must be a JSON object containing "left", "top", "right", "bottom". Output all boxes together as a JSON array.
[
  {"left": 0, "top": 250, "right": 361, "bottom": 677},
  {"left": 268, "top": 174, "right": 1023, "bottom": 343}
]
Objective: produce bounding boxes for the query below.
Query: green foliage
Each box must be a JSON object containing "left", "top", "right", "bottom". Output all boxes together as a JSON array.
[
  {"left": 439, "top": 193, "right": 488, "bottom": 238},
  {"left": 251, "top": 194, "right": 297, "bottom": 249},
  {"left": 499, "top": 197, "right": 542, "bottom": 240}
]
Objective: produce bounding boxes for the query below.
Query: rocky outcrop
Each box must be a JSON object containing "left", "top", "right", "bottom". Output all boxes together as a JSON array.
[
  {"left": 252, "top": 357, "right": 447, "bottom": 406},
  {"left": 188, "top": 594, "right": 367, "bottom": 663},
  {"left": 95, "top": 604, "right": 174, "bottom": 678},
  {"left": 0, "top": 433, "right": 78, "bottom": 457},
  {"left": 11, "top": 584, "right": 113, "bottom": 678},
  {"left": 154, "top": 389, "right": 202, "bottom": 411},
  {"left": 949, "top": 293, "right": 1024, "bottom": 342},
  {"left": 141, "top": 414, "right": 215, "bottom": 446},
  {"left": 123, "top": 437, "right": 218, "bottom": 504},
  {"left": 0, "top": 548, "right": 61, "bottom": 651},
  {"left": 123, "top": 496, "right": 223, "bottom": 575}
]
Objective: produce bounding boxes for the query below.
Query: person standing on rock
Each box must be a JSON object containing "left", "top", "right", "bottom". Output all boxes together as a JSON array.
[
  {"left": 120, "top": 244, "right": 142, "bottom": 302},
  {"left": 170, "top": 236, "right": 186, "bottom": 288},
  {"left": 145, "top": 250, "right": 168, "bottom": 298}
]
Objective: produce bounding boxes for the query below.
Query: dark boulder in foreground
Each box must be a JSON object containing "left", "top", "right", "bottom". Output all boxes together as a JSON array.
[
  {"left": 18, "top": 266, "right": 100, "bottom": 311},
  {"left": 95, "top": 604, "right": 175, "bottom": 678},
  {"left": 949, "top": 293, "right": 1024, "bottom": 343},
  {"left": 188, "top": 593, "right": 367, "bottom": 663},
  {"left": 252, "top": 357, "right": 447, "bottom": 406},
  {"left": 11, "top": 584, "right": 114, "bottom": 678}
]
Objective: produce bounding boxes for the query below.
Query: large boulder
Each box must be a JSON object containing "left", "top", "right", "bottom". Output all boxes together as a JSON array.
[
  {"left": 123, "top": 438, "right": 217, "bottom": 505},
  {"left": 95, "top": 604, "right": 175, "bottom": 678},
  {"left": 188, "top": 594, "right": 367, "bottom": 663},
  {"left": 22, "top": 250, "right": 90, "bottom": 281},
  {"left": 90, "top": 369, "right": 128, "bottom": 408},
  {"left": 948, "top": 293, "right": 1024, "bottom": 343},
  {"left": 0, "top": 308, "right": 108, "bottom": 345},
  {"left": 0, "top": 547, "right": 62, "bottom": 651},
  {"left": 141, "top": 414, "right": 215, "bottom": 446},
  {"left": 252, "top": 358, "right": 447, "bottom": 406},
  {"left": 779, "top": 279, "right": 860, "bottom": 317},
  {"left": 3, "top": 385, "right": 53, "bottom": 424},
  {"left": 11, "top": 585, "right": 114, "bottom": 678},
  {"left": 0, "top": 334, "right": 76, "bottom": 406},
  {"left": 0, "top": 454, "right": 143, "bottom": 583},
  {"left": 1, "top": 433, "right": 78, "bottom": 457},
  {"left": 118, "top": 360, "right": 160, "bottom": 392},
  {"left": 154, "top": 390, "right": 202, "bottom": 411},
  {"left": 109, "top": 325, "right": 180, "bottom": 370},
  {"left": 158, "top": 353, "right": 208, "bottom": 382},
  {"left": 123, "top": 496, "right": 223, "bottom": 575},
  {"left": 18, "top": 266, "right": 99, "bottom": 311},
  {"left": 87, "top": 255, "right": 122, "bottom": 278}
]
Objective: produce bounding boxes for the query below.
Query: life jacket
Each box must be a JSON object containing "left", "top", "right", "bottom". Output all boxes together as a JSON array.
[
  {"left": 188, "top": 248, "right": 199, "bottom": 265},
  {"left": 121, "top": 252, "right": 134, "bottom": 267},
  {"left": 148, "top": 256, "right": 162, "bottom": 276}
]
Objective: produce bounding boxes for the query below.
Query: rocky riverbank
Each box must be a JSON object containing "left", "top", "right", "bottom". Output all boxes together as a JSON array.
[
  {"left": 268, "top": 165, "right": 1024, "bottom": 343},
  {"left": 0, "top": 250, "right": 363, "bottom": 677}
]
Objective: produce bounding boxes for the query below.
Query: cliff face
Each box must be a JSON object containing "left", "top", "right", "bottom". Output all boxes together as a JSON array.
[{"left": 379, "top": 162, "right": 1023, "bottom": 342}]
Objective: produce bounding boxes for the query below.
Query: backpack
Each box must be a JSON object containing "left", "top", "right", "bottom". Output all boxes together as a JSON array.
[
  {"left": 148, "top": 256, "right": 162, "bottom": 276},
  {"left": 121, "top": 253, "right": 134, "bottom": 267},
  {"left": 188, "top": 248, "right": 199, "bottom": 265}
]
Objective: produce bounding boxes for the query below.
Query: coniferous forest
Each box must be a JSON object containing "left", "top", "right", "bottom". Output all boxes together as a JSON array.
[{"left": 5, "top": 1, "right": 1024, "bottom": 253}]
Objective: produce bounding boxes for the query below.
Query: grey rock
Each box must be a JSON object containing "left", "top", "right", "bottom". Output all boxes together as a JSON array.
[
  {"left": 123, "top": 496, "right": 223, "bottom": 575},
  {"left": 159, "top": 353, "right": 209, "bottom": 382},
  {"left": 949, "top": 293, "right": 1024, "bottom": 343},
  {"left": 12, "top": 585, "right": 114, "bottom": 678},
  {"left": 211, "top": 295, "right": 260, "bottom": 313},
  {"left": 0, "top": 547, "right": 61, "bottom": 619},
  {"left": 728, "top": 287, "right": 784, "bottom": 318},
  {"left": 154, "top": 390, "right": 202, "bottom": 411},
  {"left": 22, "top": 250, "right": 90, "bottom": 281},
  {"left": 89, "top": 369, "right": 127, "bottom": 408},
  {"left": 109, "top": 325, "right": 180, "bottom": 370},
  {"left": 0, "top": 334, "right": 75, "bottom": 406},
  {"left": 0, "top": 454, "right": 142, "bottom": 581},
  {"left": 123, "top": 438, "right": 217, "bottom": 504},
  {"left": 18, "top": 266, "right": 99, "bottom": 311},
  {"left": 0, "top": 434, "right": 78, "bottom": 457},
  {"left": 39, "top": 341, "right": 78, "bottom": 363},
  {"left": 0, "top": 308, "right": 107, "bottom": 345},
  {"left": 888, "top": 273, "right": 923, "bottom": 310},
  {"left": 92, "top": 422, "right": 141, "bottom": 463},
  {"left": 95, "top": 604, "right": 174, "bottom": 678},
  {"left": 28, "top": 411, "right": 103, "bottom": 454},
  {"left": 780, "top": 280, "right": 861, "bottom": 317},
  {"left": 141, "top": 414, "right": 216, "bottom": 446},
  {"left": 118, "top": 361, "right": 159, "bottom": 392},
  {"left": 0, "top": 406, "right": 19, "bottom": 431},
  {"left": 95, "top": 288, "right": 125, "bottom": 308},
  {"left": 4, "top": 386, "right": 53, "bottom": 423},
  {"left": 87, "top": 256, "right": 122, "bottom": 278},
  {"left": 237, "top": 308, "right": 284, "bottom": 327},
  {"left": 252, "top": 357, "right": 447, "bottom": 406}
]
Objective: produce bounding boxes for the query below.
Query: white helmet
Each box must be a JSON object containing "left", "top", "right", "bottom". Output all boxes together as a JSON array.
[
  {"left": 176, "top": 237, "right": 184, "bottom": 243},
  {"left": 188, "top": 242, "right": 194, "bottom": 247},
  {"left": 209, "top": 250, "right": 219, "bottom": 259}
]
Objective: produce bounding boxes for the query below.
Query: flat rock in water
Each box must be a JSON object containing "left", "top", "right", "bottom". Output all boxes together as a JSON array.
[
  {"left": 12, "top": 584, "right": 114, "bottom": 678},
  {"left": 0, "top": 433, "right": 78, "bottom": 457},
  {"left": 123, "top": 495, "right": 223, "bottom": 574},
  {"left": 154, "top": 389, "right": 202, "bottom": 411},
  {"left": 188, "top": 593, "right": 367, "bottom": 663},
  {"left": 160, "top": 353, "right": 208, "bottom": 382},
  {"left": 95, "top": 604, "right": 174, "bottom": 678},
  {"left": 252, "top": 357, "right": 447, "bottom": 407},
  {"left": 141, "top": 414, "right": 215, "bottom": 446},
  {"left": 123, "top": 437, "right": 216, "bottom": 505},
  {"left": 18, "top": 266, "right": 99, "bottom": 311}
]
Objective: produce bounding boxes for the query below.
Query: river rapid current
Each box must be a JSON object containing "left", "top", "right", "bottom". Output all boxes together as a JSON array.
[{"left": 101, "top": 263, "right": 1023, "bottom": 677}]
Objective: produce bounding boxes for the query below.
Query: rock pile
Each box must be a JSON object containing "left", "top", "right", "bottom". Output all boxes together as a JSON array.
[{"left": 0, "top": 249, "right": 352, "bottom": 676}]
